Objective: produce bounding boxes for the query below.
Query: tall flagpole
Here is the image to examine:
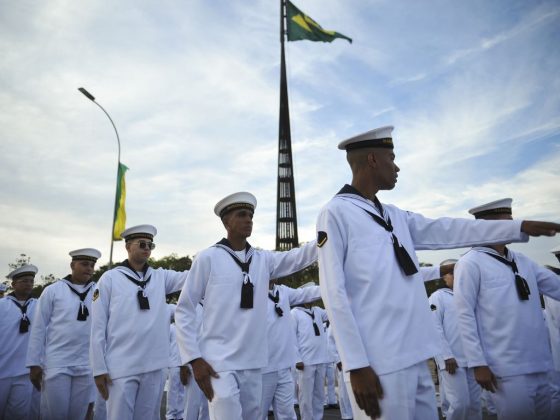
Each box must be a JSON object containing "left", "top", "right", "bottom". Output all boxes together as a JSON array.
[
  {"left": 78, "top": 87, "right": 121, "bottom": 269},
  {"left": 276, "top": 0, "right": 300, "bottom": 251}
]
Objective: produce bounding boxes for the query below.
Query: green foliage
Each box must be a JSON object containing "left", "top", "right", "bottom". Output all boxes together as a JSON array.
[{"left": 8, "top": 253, "right": 31, "bottom": 271}]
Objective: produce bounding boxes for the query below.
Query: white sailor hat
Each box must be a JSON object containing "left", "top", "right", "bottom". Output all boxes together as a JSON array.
[
  {"left": 338, "top": 125, "right": 394, "bottom": 151},
  {"left": 468, "top": 198, "right": 512, "bottom": 219},
  {"left": 298, "top": 281, "right": 317, "bottom": 289},
  {"left": 214, "top": 192, "right": 257, "bottom": 218},
  {"left": 0, "top": 283, "right": 7, "bottom": 292},
  {"left": 551, "top": 245, "right": 560, "bottom": 255},
  {"left": 69, "top": 248, "right": 102, "bottom": 262},
  {"left": 440, "top": 258, "right": 458, "bottom": 266},
  {"left": 120, "top": 224, "right": 157, "bottom": 241},
  {"left": 7, "top": 264, "right": 38, "bottom": 280}
]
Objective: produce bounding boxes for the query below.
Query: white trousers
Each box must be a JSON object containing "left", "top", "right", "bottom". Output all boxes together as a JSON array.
[
  {"left": 480, "top": 389, "right": 496, "bottom": 415},
  {"left": 93, "top": 390, "right": 107, "bottom": 420},
  {"left": 438, "top": 367, "right": 449, "bottom": 417},
  {"left": 336, "top": 366, "right": 353, "bottom": 420},
  {"left": 347, "top": 361, "right": 438, "bottom": 420},
  {"left": 493, "top": 372, "right": 551, "bottom": 420},
  {"left": 184, "top": 368, "right": 209, "bottom": 420},
  {"left": 297, "top": 363, "right": 326, "bottom": 420},
  {"left": 261, "top": 368, "right": 297, "bottom": 420},
  {"left": 166, "top": 367, "right": 186, "bottom": 420},
  {"left": 106, "top": 369, "right": 165, "bottom": 420},
  {"left": 0, "top": 374, "right": 33, "bottom": 420},
  {"left": 40, "top": 372, "right": 94, "bottom": 420},
  {"left": 324, "top": 363, "right": 337, "bottom": 405},
  {"left": 440, "top": 367, "right": 481, "bottom": 420},
  {"left": 208, "top": 369, "right": 262, "bottom": 420}
]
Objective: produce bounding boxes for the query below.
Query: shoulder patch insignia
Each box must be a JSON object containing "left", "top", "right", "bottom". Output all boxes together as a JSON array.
[
  {"left": 317, "top": 231, "right": 328, "bottom": 248},
  {"left": 93, "top": 289, "right": 100, "bottom": 302},
  {"left": 430, "top": 304, "right": 437, "bottom": 311}
]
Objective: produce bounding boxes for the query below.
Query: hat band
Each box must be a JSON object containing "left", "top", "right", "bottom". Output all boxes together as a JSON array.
[
  {"left": 12, "top": 272, "right": 36, "bottom": 280},
  {"left": 220, "top": 203, "right": 255, "bottom": 218},
  {"left": 474, "top": 207, "right": 512, "bottom": 219},
  {"left": 72, "top": 256, "right": 99, "bottom": 262},
  {"left": 125, "top": 233, "right": 155, "bottom": 241},
  {"left": 345, "top": 138, "right": 393, "bottom": 151}
]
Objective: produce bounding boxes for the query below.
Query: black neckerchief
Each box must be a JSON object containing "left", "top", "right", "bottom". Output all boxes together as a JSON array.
[
  {"left": 336, "top": 185, "right": 418, "bottom": 276},
  {"left": 214, "top": 238, "right": 255, "bottom": 309},
  {"left": 268, "top": 287, "right": 283, "bottom": 317},
  {"left": 63, "top": 275, "right": 94, "bottom": 321},
  {"left": 118, "top": 260, "right": 152, "bottom": 310},
  {"left": 478, "top": 247, "right": 530, "bottom": 301},
  {"left": 302, "top": 308, "right": 321, "bottom": 336},
  {"left": 7, "top": 293, "right": 33, "bottom": 333}
]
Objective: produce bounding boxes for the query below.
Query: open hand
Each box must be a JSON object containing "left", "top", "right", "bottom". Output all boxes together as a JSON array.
[
  {"left": 349, "top": 366, "right": 384, "bottom": 419},
  {"left": 191, "top": 358, "right": 219, "bottom": 401}
]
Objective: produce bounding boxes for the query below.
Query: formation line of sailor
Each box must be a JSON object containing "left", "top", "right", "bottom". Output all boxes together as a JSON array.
[{"left": 1, "top": 125, "right": 560, "bottom": 420}]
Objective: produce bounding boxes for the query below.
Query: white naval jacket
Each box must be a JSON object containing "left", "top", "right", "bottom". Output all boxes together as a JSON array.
[
  {"left": 0, "top": 295, "right": 36, "bottom": 379},
  {"left": 291, "top": 306, "right": 330, "bottom": 366},
  {"left": 263, "top": 284, "right": 322, "bottom": 374},
  {"left": 90, "top": 264, "right": 188, "bottom": 379},
  {"left": 316, "top": 185, "right": 529, "bottom": 375},
  {"left": 326, "top": 325, "right": 340, "bottom": 364},
  {"left": 428, "top": 288, "right": 467, "bottom": 370},
  {"left": 544, "top": 295, "right": 560, "bottom": 371},
  {"left": 454, "top": 247, "right": 560, "bottom": 377},
  {"left": 169, "top": 324, "right": 182, "bottom": 368},
  {"left": 26, "top": 279, "right": 94, "bottom": 370},
  {"left": 175, "top": 240, "right": 317, "bottom": 373}
]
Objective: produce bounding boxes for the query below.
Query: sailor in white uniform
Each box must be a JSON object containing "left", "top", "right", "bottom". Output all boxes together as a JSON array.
[
  {"left": 0, "top": 264, "right": 38, "bottom": 420},
  {"left": 454, "top": 199, "right": 560, "bottom": 420},
  {"left": 175, "top": 192, "right": 317, "bottom": 420},
  {"left": 544, "top": 245, "right": 560, "bottom": 419},
  {"left": 428, "top": 258, "right": 481, "bottom": 420},
  {"left": 315, "top": 126, "right": 560, "bottom": 420},
  {"left": 261, "top": 281, "right": 321, "bottom": 420},
  {"left": 90, "top": 224, "right": 189, "bottom": 420},
  {"left": 182, "top": 302, "right": 209, "bottom": 420},
  {"left": 327, "top": 326, "right": 353, "bottom": 420},
  {"left": 26, "top": 248, "right": 101, "bottom": 420},
  {"left": 166, "top": 304, "right": 186, "bottom": 420},
  {"left": 324, "top": 322, "right": 338, "bottom": 410},
  {"left": 291, "top": 303, "right": 329, "bottom": 420}
]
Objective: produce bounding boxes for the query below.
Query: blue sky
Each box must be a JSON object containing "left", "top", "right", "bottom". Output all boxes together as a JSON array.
[{"left": 1, "top": 0, "right": 559, "bottom": 279}]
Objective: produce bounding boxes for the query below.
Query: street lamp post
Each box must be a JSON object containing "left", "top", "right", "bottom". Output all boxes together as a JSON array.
[{"left": 78, "top": 87, "right": 121, "bottom": 269}]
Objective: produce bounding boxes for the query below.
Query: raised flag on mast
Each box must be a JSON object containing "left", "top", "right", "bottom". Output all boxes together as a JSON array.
[
  {"left": 286, "top": 0, "right": 352, "bottom": 43},
  {"left": 112, "top": 162, "right": 128, "bottom": 241},
  {"left": 276, "top": 0, "right": 351, "bottom": 251}
]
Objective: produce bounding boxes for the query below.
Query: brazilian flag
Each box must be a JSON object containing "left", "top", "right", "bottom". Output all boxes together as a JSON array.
[
  {"left": 286, "top": 1, "right": 352, "bottom": 44},
  {"left": 113, "top": 162, "right": 128, "bottom": 241}
]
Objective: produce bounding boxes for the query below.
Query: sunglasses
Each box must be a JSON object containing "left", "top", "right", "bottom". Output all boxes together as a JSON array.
[{"left": 134, "top": 241, "right": 156, "bottom": 250}]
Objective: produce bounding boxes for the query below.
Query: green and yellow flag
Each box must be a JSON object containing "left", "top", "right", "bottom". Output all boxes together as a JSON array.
[
  {"left": 286, "top": 1, "right": 352, "bottom": 44},
  {"left": 113, "top": 162, "right": 128, "bottom": 241}
]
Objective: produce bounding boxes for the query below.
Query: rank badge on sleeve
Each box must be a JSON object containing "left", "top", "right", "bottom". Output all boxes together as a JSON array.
[
  {"left": 317, "top": 231, "right": 328, "bottom": 247},
  {"left": 430, "top": 304, "right": 436, "bottom": 311},
  {"left": 93, "top": 289, "right": 100, "bottom": 301}
]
